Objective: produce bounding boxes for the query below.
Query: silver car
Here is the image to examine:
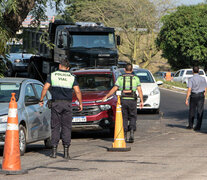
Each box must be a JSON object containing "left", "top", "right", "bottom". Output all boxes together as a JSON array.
[{"left": 0, "top": 78, "right": 51, "bottom": 155}]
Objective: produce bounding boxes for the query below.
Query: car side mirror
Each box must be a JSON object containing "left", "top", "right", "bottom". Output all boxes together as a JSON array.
[
  {"left": 25, "top": 96, "right": 39, "bottom": 106},
  {"left": 156, "top": 81, "right": 163, "bottom": 86},
  {"left": 116, "top": 35, "right": 121, "bottom": 46}
]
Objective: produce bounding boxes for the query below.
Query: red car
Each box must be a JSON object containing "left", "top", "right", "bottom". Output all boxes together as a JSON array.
[{"left": 71, "top": 67, "right": 120, "bottom": 132}]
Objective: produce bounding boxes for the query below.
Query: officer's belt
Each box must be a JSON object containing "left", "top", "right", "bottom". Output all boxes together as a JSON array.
[{"left": 191, "top": 91, "right": 204, "bottom": 95}]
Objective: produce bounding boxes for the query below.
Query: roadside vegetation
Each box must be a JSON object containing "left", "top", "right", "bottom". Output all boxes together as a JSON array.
[{"left": 156, "top": 3, "right": 207, "bottom": 70}]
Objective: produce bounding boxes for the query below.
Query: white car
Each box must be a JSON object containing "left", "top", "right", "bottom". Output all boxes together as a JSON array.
[
  {"left": 173, "top": 68, "right": 206, "bottom": 84},
  {"left": 120, "top": 68, "right": 162, "bottom": 113}
]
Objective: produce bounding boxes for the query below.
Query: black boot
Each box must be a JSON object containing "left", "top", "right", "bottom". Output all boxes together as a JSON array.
[
  {"left": 50, "top": 145, "right": 57, "bottom": 158},
  {"left": 124, "top": 131, "right": 127, "bottom": 142},
  {"left": 128, "top": 129, "right": 134, "bottom": 143},
  {"left": 63, "top": 145, "right": 70, "bottom": 159}
]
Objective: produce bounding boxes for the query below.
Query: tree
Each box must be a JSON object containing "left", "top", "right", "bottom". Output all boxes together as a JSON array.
[
  {"left": 0, "top": 0, "right": 64, "bottom": 76},
  {"left": 156, "top": 4, "right": 207, "bottom": 70},
  {"left": 0, "top": 0, "right": 64, "bottom": 54},
  {"left": 63, "top": 0, "right": 174, "bottom": 68}
]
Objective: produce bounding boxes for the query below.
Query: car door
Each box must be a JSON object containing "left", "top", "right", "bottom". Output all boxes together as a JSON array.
[
  {"left": 173, "top": 70, "right": 181, "bottom": 82},
  {"left": 33, "top": 83, "right": 51, "bottom": 139},
  {"left": 24, "top": 83, "right": 42, "bottom": 142}
]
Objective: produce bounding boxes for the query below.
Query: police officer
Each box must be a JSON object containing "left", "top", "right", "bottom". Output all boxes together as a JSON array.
[
  {"left": 39, "top": 59, "right": 82, "bottom": 159},
  {"left": 102, "top": 63, "right": 144, "bottom": 143},
  {"left": 185, "top": 66, "right": 207, "bottom": 131}
]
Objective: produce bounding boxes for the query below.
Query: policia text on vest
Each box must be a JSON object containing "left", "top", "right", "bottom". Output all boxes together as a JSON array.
[
  {"left": 102, "top": 63, "right": 144, "bottom": 143},
  {"left": 39, "top": 60, "right": 82, "bottom": 159}
]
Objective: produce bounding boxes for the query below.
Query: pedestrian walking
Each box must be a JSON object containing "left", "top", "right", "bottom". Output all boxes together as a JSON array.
[
  {"left": 102, "top": 63, "right": 144, "bottom": 143},
  {"left": 39, "top": 59, "right": 82, "bottom": 159},
  {"left": 185, "top": 66, "right": 207, "bottom": 131}
]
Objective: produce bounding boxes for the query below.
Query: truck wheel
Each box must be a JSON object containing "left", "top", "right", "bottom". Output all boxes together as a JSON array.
[
  {"left": 6, "top": 63, "right": 14, "bottom": 77},
  {"left": 44, "top": 137, "right": 52, "bottom": 149},
  {"left": 19, "top": 125, "right": 26, "bottom": 156},
  {"left": 27, "top": 62, "right": 37, "bottom": 79}
]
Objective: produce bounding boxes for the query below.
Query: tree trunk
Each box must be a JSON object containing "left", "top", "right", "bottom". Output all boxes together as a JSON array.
[{"left": 3, "top": 0, "right": 36, "bottom": 35}]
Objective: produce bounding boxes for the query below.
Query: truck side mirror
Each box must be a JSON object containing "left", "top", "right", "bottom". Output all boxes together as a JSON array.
[{"left": 116, "top": 35, "right": 121, "bottom": 46}]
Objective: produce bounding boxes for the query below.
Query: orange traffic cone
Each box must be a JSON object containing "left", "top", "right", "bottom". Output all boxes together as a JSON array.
[
  {"left": 107, "top": 95, "right": 131, "bottom": 151},
  {"left": 0, "top": 93, "right": 27, "bottom": 175}
]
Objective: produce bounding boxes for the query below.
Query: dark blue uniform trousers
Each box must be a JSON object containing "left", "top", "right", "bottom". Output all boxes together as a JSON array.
[
  {"left": 51, "top": 101, "right": 72, "bottom": 146},
  {"left": 121, "top": 99, "right": 137, "bottom": 132}
]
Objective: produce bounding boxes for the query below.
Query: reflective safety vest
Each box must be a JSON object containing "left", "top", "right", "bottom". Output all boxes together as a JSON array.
[
  {"left": 121, "top": 74, "right": 137, "bottom": 99},
  {"left": 165, "top": 72, "right": 172, "bottom": 81}
]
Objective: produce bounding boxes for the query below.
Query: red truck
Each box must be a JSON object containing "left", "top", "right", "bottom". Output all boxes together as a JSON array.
[{"left": 71, "top": 66, "right": 120, "bottom": 133}]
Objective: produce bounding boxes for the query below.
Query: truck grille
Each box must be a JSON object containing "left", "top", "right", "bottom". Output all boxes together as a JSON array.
[{"left": 72, "top": 105, "right": 101, "bottom": 116}]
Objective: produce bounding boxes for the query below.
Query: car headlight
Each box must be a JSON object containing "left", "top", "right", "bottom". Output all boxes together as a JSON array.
[
  {"left": 99, "top": 104, "right": 111, "bottom": 111},
  {"left": 96, "top": 96, "right": 113, "bottom": 103},
  {"left": 150, "top": 87, "right": 160, "bottom": 96},
  {"left": 14, "top": 59, "right": 22, "bottom": 63},
  {"left": 0, "top": 115, "right": 8, "bottom": 123}
]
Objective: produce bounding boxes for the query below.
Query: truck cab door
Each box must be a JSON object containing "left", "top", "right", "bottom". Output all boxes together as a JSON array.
[{"left": 54, "top": 30, "right": 69, "bottom": 63}]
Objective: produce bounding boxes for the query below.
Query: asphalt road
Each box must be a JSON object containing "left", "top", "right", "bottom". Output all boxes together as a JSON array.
[{"left": 1, "top": 88, "right": 207, "bottom": 179}]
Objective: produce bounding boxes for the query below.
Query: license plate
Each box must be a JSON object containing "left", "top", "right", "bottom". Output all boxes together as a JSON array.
[{"left": 72, "top": 116, "right": 87, "bottom": 122}]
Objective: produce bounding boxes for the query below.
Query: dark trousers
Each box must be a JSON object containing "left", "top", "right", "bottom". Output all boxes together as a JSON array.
[
  {"left": 121, "top": 99, "right": 137, "bottom": 132},
  {"left": 188, "top": 93, "right": 205, "bottom": 130},
  {"left": 51, "top": 101, "right": 72, "bottom": 146}
]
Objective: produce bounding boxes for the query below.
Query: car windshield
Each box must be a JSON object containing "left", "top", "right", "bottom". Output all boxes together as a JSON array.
[
  {"left": 76, "top": 74, "right": 113, "bottom": 91},
  {"left": 133, "top": 70, "right": 155, "bottom": 83},
  {"left": 0, "top": 83, "right": 20, "bottom": 102},
  {"left": 70, "top": 32, "right": 116, "bottom": 48},
  {"left": 120, "top": 69, "right": 155, "bottom": 83}
]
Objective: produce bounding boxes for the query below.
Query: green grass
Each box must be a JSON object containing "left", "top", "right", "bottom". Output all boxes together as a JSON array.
[
  {"left": 163, "top": 81, "right": 187, "bottom": 88},
  {"left": 155, "top": 78, "right": 187, "bottom": 89}
]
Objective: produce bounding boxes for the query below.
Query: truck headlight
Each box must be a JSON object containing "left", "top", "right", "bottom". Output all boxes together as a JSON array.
[
  {"left": 100, "top": 104, "right": 111, "bottom": 111},
  {"left": 14, "top": 59, "right": 22, "bottom": 63},
  {"left": 0, "top": 115, "right": 8, "bottom": 123},
  {"left": 96, "top": 96, "right": 113, "bottom": 103},
  {"left": 150, "top": 87, "right": 160, "bottom": 96}
]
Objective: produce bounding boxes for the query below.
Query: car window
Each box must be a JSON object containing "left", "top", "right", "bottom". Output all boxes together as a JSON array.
[
  {"left": 0, "top": 83, "right": 20, "bottom": 102},
  {"left": 180, "top": 70, "right": 184, "bottom": 76},
  {"left": 33, "top": 84, "right": 47, "bottom": 100},
  {"left": 186, "top": 70, "right": 193, "bottom": 75},
  {"left": 199, "top": 71, "right": 204, "bottom": 75},
  {"left": 174, "top": 71, "right": 180, "bottom": 77},
  {"left": 25, "top": 84, "right": 36, "bottom": 102},
  {"left": 133, "top": 70, "right": 155, "bottom": 83}
]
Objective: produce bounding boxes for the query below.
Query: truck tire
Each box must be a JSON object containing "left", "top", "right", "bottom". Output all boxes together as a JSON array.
[
  {"left": 6, "top": 63, "right": 14, "bottom": 77},
  {"left": 27, "top": 61, "right": 38, "bottom": 79}
]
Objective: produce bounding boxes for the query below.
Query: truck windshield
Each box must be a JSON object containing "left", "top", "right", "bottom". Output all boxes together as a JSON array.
[
  {"left": 0, "top": 83, "right": 20, "bottom": 102},
  {"left": 76, "top": 74, "right": 113, "bottom": 91},
  {"left": 70, "top": 32, "right": 116, "bottom": 48}
]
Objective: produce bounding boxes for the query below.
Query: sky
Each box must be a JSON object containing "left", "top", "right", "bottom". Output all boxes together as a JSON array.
[{"left": 46, "top": 0, "right": 206, "bottom": 16}]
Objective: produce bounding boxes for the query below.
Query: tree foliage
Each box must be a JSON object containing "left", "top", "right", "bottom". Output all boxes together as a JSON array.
[
  {"left": 0, "top": 0, "right": 64, "bottom": 76},
  {"left": 63, "top": 0, "right": 174, "bottom": 68},
  {"left": 156, "top": 4, "right": 207, "bottom": 70}
]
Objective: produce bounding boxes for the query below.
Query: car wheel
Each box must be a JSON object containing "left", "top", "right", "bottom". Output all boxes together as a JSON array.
[
  {"left": 152, "top": 109, "right": 160, "bottom": 114},
  {"left": 44, "top": 137, "right": 52, "bottom": 149},
  {"left": 19, "top": 125, "right": 26, "bottom": 156},
  {"left": 109, "top": 128, "right": 114, "bottom": 137}
]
